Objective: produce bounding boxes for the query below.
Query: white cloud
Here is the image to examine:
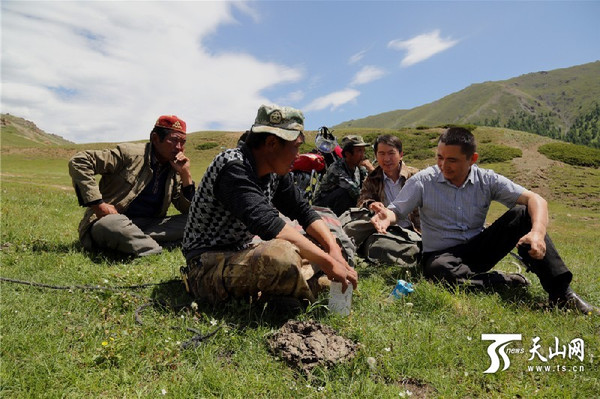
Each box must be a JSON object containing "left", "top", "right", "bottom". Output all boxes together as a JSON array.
[
  {"left": 0, "top": 1, "right": 302, "bottom": 143},
  {"left": 304, "top": 89, "right": 360, "bottom": 112},
  {"left": 276, "top": 90, "right": 305, "bottom": 105},
  {"left": 348, "top": 50, "right": 367, "bottom": 65},
  {"left": 351, "top": 65, "right": 386, "bottom": 86},
  {"left": 388, "top": 29, "right": 458, "bottom": 67}
]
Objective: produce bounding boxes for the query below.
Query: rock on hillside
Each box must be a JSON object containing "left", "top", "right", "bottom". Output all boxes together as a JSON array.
[{"left": 1, "top": 113, "right": 73, "bottom": 147}]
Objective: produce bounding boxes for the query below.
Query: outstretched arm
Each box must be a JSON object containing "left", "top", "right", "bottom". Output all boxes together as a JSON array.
[{"left": 369, "top": 201, "right": 397, "bottom": 233}]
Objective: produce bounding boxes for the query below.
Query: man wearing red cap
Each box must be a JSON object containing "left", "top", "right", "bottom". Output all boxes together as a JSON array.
[{"left": 69, "top": 115, "right": 195, "bottom": 257}]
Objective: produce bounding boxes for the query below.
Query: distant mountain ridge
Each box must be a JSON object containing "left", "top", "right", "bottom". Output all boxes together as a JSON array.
[
  {"left": 335, "top": 61, "right": 600, "bottom": 147},
  {"left": 0, "top": 113, "right": 73, "bottom": 147}
]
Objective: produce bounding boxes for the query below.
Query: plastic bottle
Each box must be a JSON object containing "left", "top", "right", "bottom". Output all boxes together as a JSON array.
[{"left": 328, "top": 281, "right": 353, "bottom": 316}]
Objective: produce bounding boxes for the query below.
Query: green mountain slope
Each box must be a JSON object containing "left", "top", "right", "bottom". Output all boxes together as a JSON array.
[
  {"left": 1, "top": 113, "right": 73, "bottom": 147},
  {"left": 336, "top": 61, "right": 600, "bottom": 147}
]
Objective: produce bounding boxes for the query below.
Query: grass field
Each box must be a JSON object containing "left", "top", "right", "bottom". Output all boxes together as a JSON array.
[{"left": 1, "top": 127, "right": 599, "bottom": 398}]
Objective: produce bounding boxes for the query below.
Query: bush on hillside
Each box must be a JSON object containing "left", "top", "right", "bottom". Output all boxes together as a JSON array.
[
  {"left": 538, "top": 142, "right": 600, "bottom": 167},
  {"left": 195, "top": 142, "right": 219, "bottom": 150},
  {"left": 478, "top": 144, "right": 522, "bottom": 164},
  {"left": 362, "top": 131, "right": 436, "bottom": 159}
]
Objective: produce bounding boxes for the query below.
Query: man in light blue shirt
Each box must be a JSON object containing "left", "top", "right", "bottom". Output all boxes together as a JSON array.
[{"left": 371, "top": 127, "right": 597, "bottom": 315}]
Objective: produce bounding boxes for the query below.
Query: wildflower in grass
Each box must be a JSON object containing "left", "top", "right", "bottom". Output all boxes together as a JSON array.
[
  {"left": 102, "top": 341, "right": 108, "bottom": 346},
  {"left": 367, "top": 356, "right": 376, "bottom": 370}
]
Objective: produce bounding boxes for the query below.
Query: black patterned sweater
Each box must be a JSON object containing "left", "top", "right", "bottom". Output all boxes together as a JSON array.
[{"left": 182, "top": 144, "right": 319, "bottom": 262}]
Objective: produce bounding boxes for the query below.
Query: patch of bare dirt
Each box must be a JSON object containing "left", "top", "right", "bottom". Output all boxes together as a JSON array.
[
  {"left": 499, "top": 133, "right": 560, "bottom": 200},
  {"left": 268, "top": 320, "right": 357, "bottom": 373}
]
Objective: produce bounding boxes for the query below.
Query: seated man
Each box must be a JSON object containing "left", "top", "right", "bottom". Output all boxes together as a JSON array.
[
  {"left": 313, "top": 135, "right": 374, "bottom": 216},
  {"left": 181, "top": 104, "right": 358, "bottom": 306},
  {"left": 342, "top": 134, "right": 421, "bottom": 267},
  {"left": 69, "top": 115, "right": 195, "bottom": 257},
  {"left": 371, "top": 127, "right": 598, "bottom": 315}
]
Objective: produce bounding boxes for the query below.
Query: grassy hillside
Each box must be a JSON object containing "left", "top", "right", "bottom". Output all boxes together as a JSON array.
[
  {"left": 1, "top": 127, "right": 599, "bottom": 397},
  {"left": 336, "top": 61, "right": 600, "bottom": 147},
  {"left": 1, "top": 114, "right": 74, "bottom": 147}
]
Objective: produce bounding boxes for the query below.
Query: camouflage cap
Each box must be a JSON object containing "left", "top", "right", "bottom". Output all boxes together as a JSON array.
[
  {"left": 341, "top": 135, "right": 369, "bottom": 148},
  {"left": 250, "top": 104, "right": 304, "bottom": 141}
]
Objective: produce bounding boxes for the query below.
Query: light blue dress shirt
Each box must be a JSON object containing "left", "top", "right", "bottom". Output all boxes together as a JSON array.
[{"left": 388, "top": 164, "right": 525, "bottom": 252}]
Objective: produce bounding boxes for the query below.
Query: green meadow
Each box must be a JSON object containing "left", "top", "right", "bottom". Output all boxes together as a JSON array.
[{"left": 1, "top": 127, "right": 599, "bottom": 398}]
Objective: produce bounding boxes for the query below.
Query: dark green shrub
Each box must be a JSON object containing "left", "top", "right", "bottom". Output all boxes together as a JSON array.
[
  {"left": 195, "top": 142, "right": 219, "bottom": 150},
  {"left": 478, "top": 144, "right": 522, "bottom": 164},
  {"left": 538, "top": 142, "right": 600, "bottom": 167}
]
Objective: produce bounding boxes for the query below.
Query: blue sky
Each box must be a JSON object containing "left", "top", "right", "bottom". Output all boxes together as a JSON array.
[{"left": 2, "top": 1, "right": 599, "bottom": 143}]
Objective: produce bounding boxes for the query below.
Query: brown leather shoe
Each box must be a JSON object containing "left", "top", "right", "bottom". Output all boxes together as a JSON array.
[{"left": 552, "top": 290, "right": 600, "bottom": 315}]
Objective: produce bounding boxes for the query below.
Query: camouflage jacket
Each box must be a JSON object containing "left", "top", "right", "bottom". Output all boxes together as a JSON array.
[
  {"left": 357, "top": 162, "right": 421, "bottom": 232},
  {"left": 314, "top": 158, "right": 368, "bottom": 201}
]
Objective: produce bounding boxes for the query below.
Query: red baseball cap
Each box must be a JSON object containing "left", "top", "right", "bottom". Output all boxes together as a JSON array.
[{"left": 155, "top": 115, "right": 186, "bottom": 134}]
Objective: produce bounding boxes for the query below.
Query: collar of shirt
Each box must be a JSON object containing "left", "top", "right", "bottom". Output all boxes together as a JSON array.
[
  {"left": 382, "top": 161, "right": 410, "bottom": 184},
  {"left": 435, "top": 164, "right": 477, "bottom": 189}
]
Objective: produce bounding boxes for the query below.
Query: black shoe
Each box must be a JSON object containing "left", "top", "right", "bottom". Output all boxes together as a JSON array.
[
  {"left": 505, "top": 272, "right": 531, "bottom": 287},
  {"left": 551, "top": 290, "right": 600, "bottom": 315}
]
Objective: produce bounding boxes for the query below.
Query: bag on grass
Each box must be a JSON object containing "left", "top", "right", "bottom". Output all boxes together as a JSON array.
[{"left": 340, "top": 208, "right": 422, "bottom": 267}]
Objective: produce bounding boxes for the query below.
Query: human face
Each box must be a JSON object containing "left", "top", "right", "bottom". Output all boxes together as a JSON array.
[
  {"left": 376, "top": 143, "right": 402, "bottom": 178},
  {"left": 346, "top": 146, "right": 366, "bottom": 169},
  {"left": 153, "top": 132, "right": 186, "bottom": 163},
  {"left": 436, "top": 142, "right": 478, "bottom": 187},
  {"left": 273, "top": 135, "right": 304, "bottom": 176}
]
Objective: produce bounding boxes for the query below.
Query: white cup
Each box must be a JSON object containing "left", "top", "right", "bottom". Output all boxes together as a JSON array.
[{"left": 328, "top": 281, "right": 352, "bottom": 316}]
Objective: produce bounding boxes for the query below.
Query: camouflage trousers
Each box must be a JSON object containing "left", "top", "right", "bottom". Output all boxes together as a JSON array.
[{"left": 186, "top": 239, "right": 319, "bottom": 304}]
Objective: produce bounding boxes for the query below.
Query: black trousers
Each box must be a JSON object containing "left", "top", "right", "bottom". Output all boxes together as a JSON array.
[{"left": 422, "top": 206, "right": 572, "bottom": 296}]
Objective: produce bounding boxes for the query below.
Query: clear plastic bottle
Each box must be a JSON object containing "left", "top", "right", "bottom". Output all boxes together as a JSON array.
[{"left": 328, "top": 281, "right": 353, "bottom": 316}]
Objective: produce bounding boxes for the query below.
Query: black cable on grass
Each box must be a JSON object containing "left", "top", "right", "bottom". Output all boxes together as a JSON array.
[
  {"left": 1, "top": 276, "right": 220, "bottom": 349},
  {"left": 0, "top": 276, "right": 181, "bottom": 291}
]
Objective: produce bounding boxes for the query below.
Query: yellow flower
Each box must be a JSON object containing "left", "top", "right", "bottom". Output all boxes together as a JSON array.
[{"left": 102, "top": 341, "right": 108, "bottom": 346}]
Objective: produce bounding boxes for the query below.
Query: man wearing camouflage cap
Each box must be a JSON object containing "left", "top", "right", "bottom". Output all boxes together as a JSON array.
[
  {"left": 69, "top": 115, "right": 195, "bottom": 257},
  {"left": 313, "top": 135, "right": 375, "bottom": 216},
  {"left": 182, "top": 104, "right": 358, "bottom": 308}
]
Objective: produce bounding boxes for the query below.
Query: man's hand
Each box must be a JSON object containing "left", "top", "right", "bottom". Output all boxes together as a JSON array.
[
  {"left": 170, "top": 151, "right": 193, "bottom": 186},
  {"left": 91, "top": 202, "right": 118, "bottom": 219},
  {"left": 369, "top": 201, "right": 395, "bottom": 233},
  {"left": 326, "top": 256, "right": 358, "bottom": 293},
  {"left": 518, "top": 231, "right": 546, "bottom": 260},
  {"left": 360, "top": 159, "right": 375, "bottom": 173}
]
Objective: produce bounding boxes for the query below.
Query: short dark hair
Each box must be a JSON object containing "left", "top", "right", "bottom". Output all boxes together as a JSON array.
[
  {"left": 374, "top": 134, "right": 403, "bottom": 153},
  {"left": 438, "top": 127, "right": 476, "bottom": 157},
  {"left": 245, "top": 131, "right": 287, "bottom": 149},
  {"left": 150, "top": 126, "right": 173, "bottom": 142}
]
